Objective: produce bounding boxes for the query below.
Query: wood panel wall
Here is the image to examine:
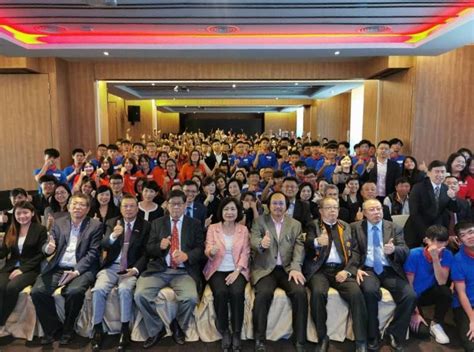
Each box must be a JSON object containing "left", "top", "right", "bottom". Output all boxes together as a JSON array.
[
  {"left": 315, "top": 93, "right": 351, "bottom": 141},
  {"left": 157, "top": 111, "right": 180, "bottom": 134},
  {"left": 264, "top": 112, "right": 297, "bottom": 134},
  {"left": 411, "top": 45, "right": 474, "bottom": 162},
  {"left": 0, "top": 75, "right": 52, "bottom": 191}
]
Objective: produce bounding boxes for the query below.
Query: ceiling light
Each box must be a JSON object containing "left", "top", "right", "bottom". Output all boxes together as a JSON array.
[
  {"left": 275, "top": 97, "right": 279, "bottom": 100},
  {"left": 331, "top": 90, "right": 335, "bottom": 94},
  {"left": 103, "top": 51, "right": 109, "bottom": 56},
  {"left": 173, "top": 85, "right": 179, "bottom": 92},
  {"left": 232, "top": 84, "right": 236, "bottom": 88},
  {"left": 151, "top": 83, "right": 155, "bottom": 86},
  {"left": 184, "top": 105, "right": 187, "bottom": 108},
  {"left": 334, "top": 51, "right": 340, "bottom": 56},
  {"left": 294, "top": 82, "right": 299, "bottom": 86}
]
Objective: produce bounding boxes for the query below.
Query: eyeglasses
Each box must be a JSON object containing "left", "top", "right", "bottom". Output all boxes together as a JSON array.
[
  {"left": 71, "top": 202, "right": 88, "bottom": 208},
  {"left": 55, "top": 191, "right": 68, "bottom": 196},
  {"left": 270, "top": 201, "right": 286, "bottom": 206},
  {"left": 321, "top": 206, "right": 339, "bottom": 210},
  {"left": 169, "top": 202, "right": 185, "bottom": 207}
]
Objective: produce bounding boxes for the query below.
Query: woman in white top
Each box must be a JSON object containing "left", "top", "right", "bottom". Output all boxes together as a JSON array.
[
  {"left": 0, "top": 201, "right": 47, "bottom": 327},
  {"left": 203, "top": 197, "right": 250, "bottom": 352}
]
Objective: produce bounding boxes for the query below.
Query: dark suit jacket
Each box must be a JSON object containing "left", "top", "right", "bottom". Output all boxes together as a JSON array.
[
  {"left": 42, "top": 215, "right": 103, "bottom": 275},
  {"left": 361, "top": 159, "right": 402, "bottom": 196},
  {"left": 205, "top": 152, "right": 229, "bottom": 170},
  {"left": 292, "top": 199, "right": 313, "bottom": 231},
  {"left": 138, "top": 206, "right": 164, "bottom": 223},
  {"left": 351, "top": 219, "right": 409, "bottom": 279},
  {"left": 454, "top": 198, "right": 473, "bottom": 222},
  {"left": 101, "top": 216, "right": 151, "bottom": 274},
  {"left": 145, "top": 215, "right": 204, "bottom": 291},
  {"left": 188, "top": 201, "right": 207, "bottom": 231},
  {"left": 32, "top": 193, "right": 51, "bottom": 217},
  {"left": 404, "top": 178, "right": 458, "bottom": 248},
  {"left": 303, "top": 219, "right": 360, "bottom": 280},
  {"left": 0, "top": 222, "right": 48, "bottom": 273}
]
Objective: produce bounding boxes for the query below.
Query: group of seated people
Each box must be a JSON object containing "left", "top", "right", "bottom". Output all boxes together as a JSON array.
[{"left": 0, "top": 129, "right": 473, "bottom": 352}]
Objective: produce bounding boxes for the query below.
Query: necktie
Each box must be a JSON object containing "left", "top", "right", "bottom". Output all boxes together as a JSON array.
[
  {"left": 120, "top": 222, "right": 132, "bottom": 271},
  {"left": 287, "top": 202, "right": 295, "bottom": 216},
  {"left": 434, "top": 186, "right": 440, "bottom": 201},
  {"left": 170, "top": 220, "right": 180, "bottom": 269},
  {"left": 372, "top": 226, "right": 383, "bottom": 275},
  {"left": 186, "top": 206, "right": 192, "bottom": 217}
]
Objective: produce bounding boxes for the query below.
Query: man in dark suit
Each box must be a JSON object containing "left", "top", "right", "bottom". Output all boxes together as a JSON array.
[
  {"left": 282, "top": 176, "right": 313, "bottom": 230},
  {"left": 323, "top": 184, "right": 351, "bottom": 223},
  {"left": 404, "top": 160, "right": 458, "bottom": 248},
  {"left": 360, "top": 141, "right": 402, "bottom": 201},
  {"left": 205, "top": 139, "right": 229, "bottom": 171},
  {"left": 134, "top": 190, "right": 204, "bottom": 349},
  {"left": 31, "top": 175, "right": 56, "bottom": 217},
  {"left": 31, "top": 193, "right": 102, "bottom": 345},
  {"left": 90, "top": 195, "right": 150, "bottom": 351},
  {"left": 304, "top": 197, "right": 367, "bottom": 352},
  {"left": 250, "top": 192, "right": 308, "bottom": 352},
  {"left": 183, "top": 180, "right": 208, "bottom": 231},
  {"left": 352, "top": 199, "right": 416, "bottom": 352}
]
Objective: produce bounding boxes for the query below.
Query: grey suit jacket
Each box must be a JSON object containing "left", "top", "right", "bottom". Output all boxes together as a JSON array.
[
  {"left": 351, "top": 219, "right": 408, "bottom": 279},
  {"left": 250, "top": 214, "right": 304, "bottom": 285},
  {"left": 42, "top": 215, "right": 103, "bottom": 275}
]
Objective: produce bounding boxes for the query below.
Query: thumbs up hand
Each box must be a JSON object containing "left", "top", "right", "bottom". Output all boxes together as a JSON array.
[
  {"left": 45, "top": 232, "right": 56, "bottom": 255},
  {"left": 318, "top": 227, "right": 329, "bottom": 246},
  {"left": 384, "top": 238, "right": 395, "bottom": 255},
  {"left": 46, "top": 214, "right": 54, "bottom": 231},
  {"left": 355, "top": 207, "right": 364, "bottom": 221},
  {"left": 205, "top": 215, "right": 213, "bottom": 228},
  {"left": 111, "top": 220, "right": 123, "bottom": 240},
  {"left": 261, "top": 230, "right": 271, "bottom": 249},
  {"left": 160, "top": 236, "right": 171, "bottom": 250},
  {"left": 209, "top": 242, "right": 219, "bottom": 257}
]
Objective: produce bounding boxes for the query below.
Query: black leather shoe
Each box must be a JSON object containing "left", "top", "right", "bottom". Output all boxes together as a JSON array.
[
  {"left": 221, "top": 330, "right": 231, "bottom": 350},
  {"left": 255, "top": 339, "right": 266, "bottom": 352},
  {"left": 117, "top": 331, "right": 131, "bottom": 351},
  {"left": 355, "top": 341, "right": 368, "bottom": 352},
  {"left": 368, "top": 337, "right": 380, "bottom": 351},
  {"left": 295, "top": 342, "right": 306, "bottom": 352},
  {"left": 387, "top": 333, "right": 404, "bottom": 352},
  {"left": 232, "top": 332, "right": 242, "bottom": 351},
  {"left": 40, "top": 334, "right": 55, "bottom": 345},
  {"left": 316, "top": 336, "right": 329, "bottom": 352},
  {"left": 143, "top": 327, "right": 166, "bottom": 349},
  {"left": 170, "top": 319, "right": 185, "bottom": 345},
  {"left": 59, "top": 332, "right": 74, "bottom": 345},
  {"left": 91, "top": 330, "right": 103, "bottom": 351}
]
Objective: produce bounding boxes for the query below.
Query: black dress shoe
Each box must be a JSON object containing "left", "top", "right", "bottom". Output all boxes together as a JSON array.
[
  {"left": 368, "top": 337, "right": 380, "bottom": 351},
  {"left": 170, "top": 319, "right": 185, "bottom": 345},
  {"left": 295, "top": 342, "right": 306, "bottom": 352},
  {"left": 91, "top": 330, "right": 103, "bottom": 351},
  {"left": 255, "top": 339, "right": 266, "bottom": 352},
  {"left": 143, "top": 327, "right": 166, "bottom": 349},
  {"left": 117, "top": 331, "right": 131, "bottom": 351},
  {"left": 40, "top": 334, "right": 55, "bottom": 345},
  {"left": 232, "top": 332, "right": 242, "bottom": 351},
  {"left": 59, "top": 332, "right": 75, "bottom": 345},
  {"left": 221, "top": 330, "right": 231, "bottom": 350},
  {"left": 316, "top": 336, "right": 329, "bottom": 352},
  {"left": 387, "top": 333, "right": 404, "bottom": 352}
]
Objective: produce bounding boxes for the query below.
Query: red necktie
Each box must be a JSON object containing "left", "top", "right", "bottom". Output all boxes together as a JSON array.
[{"left": 170, "top": 219, "right": 179, "bottom": 269}]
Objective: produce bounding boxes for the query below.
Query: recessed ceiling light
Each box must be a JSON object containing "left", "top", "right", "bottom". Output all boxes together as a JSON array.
[
  {"left": 275, "top": 97, "right": 279, "bottom": 100},
  {"left": 294, "top": 82, "right": 299, "bottom": 86},
  {"left": 151, "top": 83, "right": 155, "bottom": 86},
  {"left": 334, "top": 51, "right": 340, "bottom": 56},
  {"left": 184, "top": 105, "right": 188, "bottom": 108},
  {"left": 331, "top": 90, "right": 335, "bottom": 94},
  {"left": 232, "top": 84, "right": 236, "bottom": 88},
  {"left": 173, "top": 98, "right": 176, "bottom": 100},
  {"left": 103, "top": 51, "right": 109, "bottom": 56}
]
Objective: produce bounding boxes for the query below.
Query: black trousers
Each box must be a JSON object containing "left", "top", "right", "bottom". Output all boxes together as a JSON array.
[
  {"left": 454, "top": 307, "right": 474, "bottom": 352},
  {"left": 359, "top": 267, "right": 417, "bottom": 342},
  {"left": 208, "top": 271, "right": 246, "bottom": 334},
  {"left": 308, "top": 267, "right": 367, "bottom": 342},
  {"left": 31, "top": 269, "right": 96, "bottom": 335},
  {"left": 417, "top": 284, "right": 452, "bottom": 324},
  {"left": 253, "top": 266, "right": 308, "bottom": 344},
  {"left": 0, "top": 270, "right": 39, "bottom": 325}
]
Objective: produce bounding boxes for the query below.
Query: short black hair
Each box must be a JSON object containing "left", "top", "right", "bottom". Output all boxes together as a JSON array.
[
  {"left": 273, "top": 170, "right": 285, "bottom": 179},
  {"left": 395, "top": 177, "right": 410, "bottom": 186},
  {"left": 107, "top": 144, "right": 119, "bottom": 151},
  {"left": 310, "top": 141, "right": 321, "bottom": 147},
  {"left": 44, "top": 148, "right": 60, "bottom": 158},
  {"left": 110, "top": 174, "right": 124, "bottom": 182},
  {"left": 97, "top": 143, "right": 107, "bottom": 149},
  {"left": 167, "top": 190, "right": 186, "bottom": 202},
  {"left": 120, "top": 194, "right": 138, "bottom": 206},
  {"left": 377, "top": 140, "right": 390, "bottom": 147},
  {"left": 425, "top": 225, "right": 449, "bottom": 242},
  {"left": 183, "top": 180, "right": 199, "bottom": 189},
  {"left": 389, "top": 138, "right": 404, "bottom": 147},
  {"left": 10, "top": 188, "right": 27, "bottom": 198},
  {"left": 358, "top": 139, "right": 371, "bottom": 147},
  {"left": 428, "top": 160, "right": 447, "bottom": 171},
  {"left": 338, "top": 141, "right": 350, "bottom": 149},
  {"left": 142, "top": 180, "right": 160, "bottom": 193},
  {"left": 216, "top": 197, "right": 244, "bottom": 223},
  {"left": 295, "top": 160, "right": 307, "bottom": 168},
  {"left": 326, "top": 142, "right": 338, "bottom": 150},
  {"left": 282, "top": 176, "right": 299, "bottom": 185},
  {"left": 133, "top": 142, "right": 145, "bottom": 149},
  {"left": 227, "top": 178, "right": 243, "bottom": 191},
  {"left": 72, "top": 148, "right": 85, "bottom": 156},
  {"left": 39, "top": 175, "right": 57, "bottom": 184},
  {"left": 455, "top": 221, "right": 474, "bottom": 237}
]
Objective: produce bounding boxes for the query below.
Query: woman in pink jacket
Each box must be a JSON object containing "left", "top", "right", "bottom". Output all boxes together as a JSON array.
[{"left": 203, "top": 197, "right": 250, "bottom": 352}]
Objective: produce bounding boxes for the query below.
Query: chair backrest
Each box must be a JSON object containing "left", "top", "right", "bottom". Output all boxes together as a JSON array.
[{"left": 392, "top": 214, "right": 409, "bottom": 228}]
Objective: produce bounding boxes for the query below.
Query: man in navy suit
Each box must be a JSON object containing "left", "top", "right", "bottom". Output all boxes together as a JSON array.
[
  {"left": 31, "top": 193, "right": 102, "bottom": 345},
  {"left": 404, "top": 160, "right": 458, "bottom": 248},
  {"left": 183, "top": 180, "right": 208, "bottom": 231}
]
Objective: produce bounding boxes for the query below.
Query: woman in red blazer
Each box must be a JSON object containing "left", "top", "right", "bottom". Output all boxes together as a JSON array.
[{"left": 203, "top": 197, "right": 250, "bottom": 352}]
